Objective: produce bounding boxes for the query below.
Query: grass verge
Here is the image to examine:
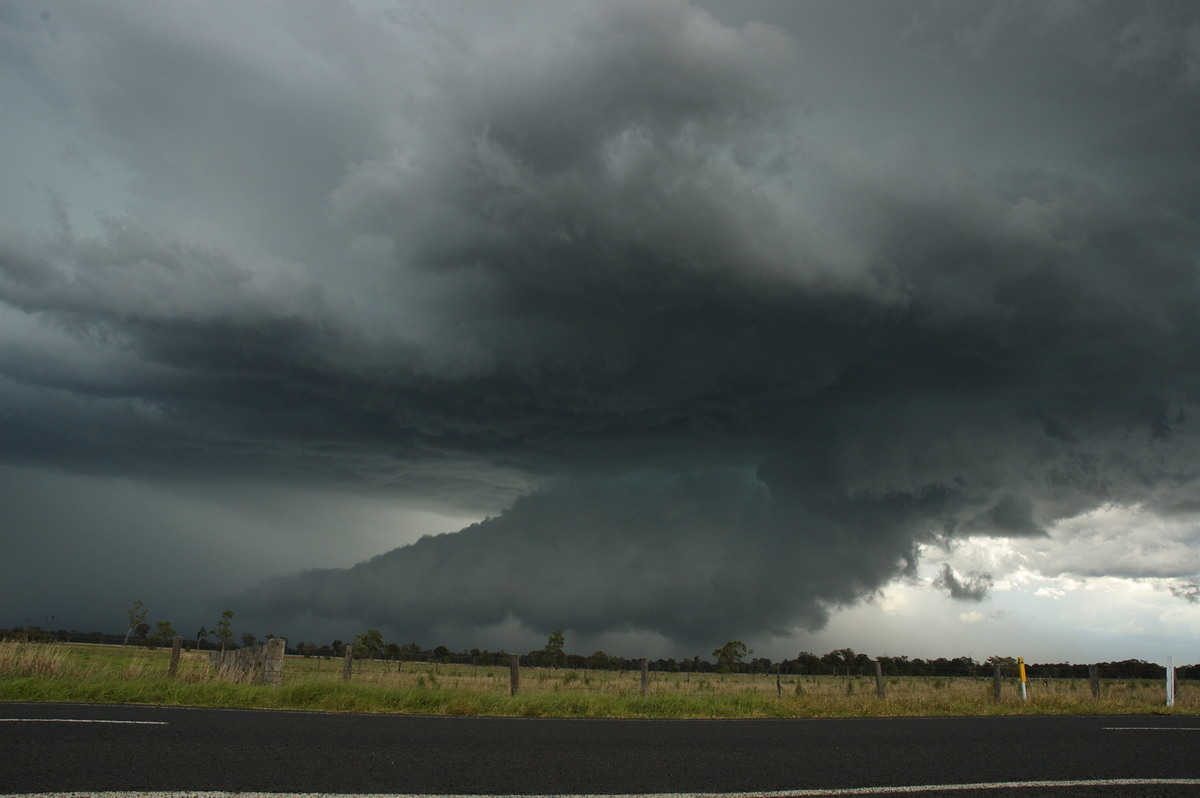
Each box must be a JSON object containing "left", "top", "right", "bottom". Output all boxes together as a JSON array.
[{"left": 1, "top": 641, "right": 1195, "bottom": 719}]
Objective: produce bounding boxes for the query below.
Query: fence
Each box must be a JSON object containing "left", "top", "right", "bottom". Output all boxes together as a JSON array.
[
  {"left": 1, "top": 635, "right": 1190, "bottom": 709},
  {"left": 206, "top": 637, "right": 286, "bottom": 684},
  {"left": 316, "top": 651, "right": 1192, "bottom": 707}
]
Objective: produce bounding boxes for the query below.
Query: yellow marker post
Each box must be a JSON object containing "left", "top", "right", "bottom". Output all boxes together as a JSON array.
[{"left": 1018, "top": 656, "right": 1028, "bottom": 702}]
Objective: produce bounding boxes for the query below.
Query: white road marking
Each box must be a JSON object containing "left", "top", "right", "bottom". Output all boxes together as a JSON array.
[
  {"left": 0, "top": 718, "right": 167, "bottom": 725},
  {"left": 1102, "top": 726, "right": 1200, "bottom": 731},
  {"left": 7, "top": 782, "right": 1200, "bottom": 797}
]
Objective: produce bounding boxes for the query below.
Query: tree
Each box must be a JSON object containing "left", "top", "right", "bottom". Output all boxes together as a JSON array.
[
  {"left": 241, "top": 632, "right": 258, "bottom": 648},
  {"left": 749, "top": 656, "right": 773, "bottom": 674},
  {"left": 987, "top": 655, "right": 1017, "bottom": 677},
  {"left": 792, "top": 651, "right": 830, "bottom": 675},
  {"left": 354, "top": 628, "right": 385, "bottom": 659},
  {"left": 544, "top": 629, "right": 565, "bottom": 668},
  {"left": 133, "top": 622, "right": 151, "bottom": 644},
  {"left": 123, "top": 600, "right": 148, "bottom": 647},
  {"left": 195, "top": 626, "right": 209, "bottom": 651},
  {"left": 822, "top": 648, "right": 857, "bottom": 668},
  {"left": 150, "top": 620, "right": 176, "bottom": 648},
  {"left": 712, "top": 641, "right": 751, "bottom": 673},
  {"left": 214, "top": 610, "right": 235, "bottom": 651},
  {"left": 216, "top": 611, "right": 236, "bottom": 649}
]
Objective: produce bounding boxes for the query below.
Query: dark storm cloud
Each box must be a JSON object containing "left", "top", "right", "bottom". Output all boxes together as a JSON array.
[
  {"left": 4, "top": 1, "right": 1200, "bottom": 646},
  {"left": 1171, "top": 583, "right": 1200, "bottom": 604},
  {"left": 239, "top": 468, "right": 939, "bottom": 647},
  {"left": 933, "top": 564, "right": 993, "bottom": 603}
]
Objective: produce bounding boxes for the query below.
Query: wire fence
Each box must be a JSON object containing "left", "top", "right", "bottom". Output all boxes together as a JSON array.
[{"left": 4, "top": 627, "right": 1194, "bottom": 706}]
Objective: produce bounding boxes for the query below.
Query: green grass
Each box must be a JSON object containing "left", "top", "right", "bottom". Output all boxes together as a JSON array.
[{"left": 2, "top": 641, "right": 1196, "bottom": 719}]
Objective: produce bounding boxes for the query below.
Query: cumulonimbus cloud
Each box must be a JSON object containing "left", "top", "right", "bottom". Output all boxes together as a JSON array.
[{"left": 4, "top": 1, "right": 1200, "bottom": 647}]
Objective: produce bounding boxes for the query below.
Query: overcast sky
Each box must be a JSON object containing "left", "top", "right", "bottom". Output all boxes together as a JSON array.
[{"left": 4, "top": 0, "right": 1200, "bottom": 665}]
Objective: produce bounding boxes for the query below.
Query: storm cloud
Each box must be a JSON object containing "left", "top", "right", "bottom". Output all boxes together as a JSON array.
[
  {"left": 4, "top": 1, "right": 1200, "bottom": 652},
  {"left": 933, "top": 565, "right": 993, "bottom": 603}
]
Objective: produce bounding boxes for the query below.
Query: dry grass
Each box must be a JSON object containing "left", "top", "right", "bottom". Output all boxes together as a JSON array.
[
  {"left": 1, "top": 641, "right": 1196, "bottom": 718},
  {"left": 0, "top": 640, "right": 69, "bottom": 678},
  {"left": 293, "top": 655, "right": 1197, "bottom": 707}
]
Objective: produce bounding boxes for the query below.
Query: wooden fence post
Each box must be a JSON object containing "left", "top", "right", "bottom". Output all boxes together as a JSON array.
[
  {"left": 640, "top": 658, "right": 649, "bottom": 696},
  {"left": 992, "top": 663, "right": 1002, "bottom": 703},
  {"left": 342, "top": 645, "right": 353, "bottom": 681},
  {"left": 776, "top": 664, "right": 782, "bottom": 698},
  {"left": 1088, "top": 664, "right": 1100, "bottom": 698},
  {"left": 262, "top": 638, "right": 285, "bottom": 685},
  {"left": 510, "top": 654, "right": 520, "bottom": 696},
  {"left": 168, "top": 636, "right": 182, "bottom": 677},
  {"left": 874, "top": 661, "right": 885, "bottom": 699}
]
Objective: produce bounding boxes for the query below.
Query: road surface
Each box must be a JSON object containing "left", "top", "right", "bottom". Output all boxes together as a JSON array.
[{"left": 2, "top": 702, "right": 1199, "bottom": 796}]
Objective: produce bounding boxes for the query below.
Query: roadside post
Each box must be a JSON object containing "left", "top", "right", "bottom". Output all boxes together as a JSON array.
[
  {"left": 168, "top": 635, "right": 183, "bottom": 677},
  {"left": 1018, "top": 657, "right": 1027, "bottom": 702},
  {"left": 1167, "top": 655, "right": 1175, "bottom": 707},
  {"left": 262, "top": 637, "right": 285, "bottom": 685}
]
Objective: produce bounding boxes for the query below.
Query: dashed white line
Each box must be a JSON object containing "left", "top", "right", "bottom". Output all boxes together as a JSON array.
[
  {"left": 0, "top": 718, "right": 167, "bottom": 725},
  {"left": 7, "top": 782, "right": 1200, "bottom": 797},
  {"left": 1102, "top": 726, "right": 1200, "bottom": 731}
]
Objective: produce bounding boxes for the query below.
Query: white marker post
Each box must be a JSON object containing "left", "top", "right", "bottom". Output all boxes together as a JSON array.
[{"left": 1167, "top": 655, "right": 1175, "bottom": 708}]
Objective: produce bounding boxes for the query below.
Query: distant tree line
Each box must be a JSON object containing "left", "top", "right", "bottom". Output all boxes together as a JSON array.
[
  {"left": 0, "top": 604, "right": 269, "bottom": 653},
  {"left": 284, "top": 634, "right": 1195, "bottom": 681},
  {"left": 2, "top": 620, "right": 1193, "bottom": 680}
]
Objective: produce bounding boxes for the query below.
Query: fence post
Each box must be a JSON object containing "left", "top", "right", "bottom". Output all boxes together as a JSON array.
[
  {"left": 776, "top": 664, "right": 782, "bottom": 698},
  {"left": 640, "top": 658, "right": 649, "bottom": 696},
  {"left": 1167, "top": 655, "right": 1175, "bottom": 707},
  {"left": 1088, "top": 664, "right": 1100, "bottom": 698},
  {"left": 342, "top": 645, "right": 353, "bottom": 681},
  {"left": 262, "top": 638, "right": 285, "bottom": 685},
  {"left": 874, "top": 661, "right": 885, "bottom": 699},
  {"left": 168, "top": 636, "right": 183, "bottom": 677},
  {"left": 992, "top": 663, "right": 1002, "bottom": 703},
  {"left": 510, "top": 654, "right": 520, "bottom": 696}
]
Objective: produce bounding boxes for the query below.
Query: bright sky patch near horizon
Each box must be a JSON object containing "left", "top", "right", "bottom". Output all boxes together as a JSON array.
[{"left": 3, "top": 0, "right": 1200, "bottom": 665}]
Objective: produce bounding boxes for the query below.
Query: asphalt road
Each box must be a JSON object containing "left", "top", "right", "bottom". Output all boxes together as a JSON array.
[{"left": 2, "top": 702, "right": 1199, "bottom": 796}]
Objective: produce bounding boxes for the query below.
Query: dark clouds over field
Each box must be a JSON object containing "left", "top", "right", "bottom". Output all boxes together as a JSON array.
[{"left": 4, "top": 1, "right": 1200, "bottom": 656}]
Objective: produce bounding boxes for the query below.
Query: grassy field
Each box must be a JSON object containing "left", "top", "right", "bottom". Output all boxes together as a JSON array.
[{"left": 1, "top": 640, "right": 1195, "bottom": 719}]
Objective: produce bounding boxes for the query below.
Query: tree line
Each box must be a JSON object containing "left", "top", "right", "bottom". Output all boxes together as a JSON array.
[
  {"left": 3, "top": 605, "right": 255, "bottom": 652},
  {"left": 1, "top": 608, "right": 1192, "bottom": 681},
  {"left": 297, "top": 632, "right": 1193, "bottom": 681}
]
